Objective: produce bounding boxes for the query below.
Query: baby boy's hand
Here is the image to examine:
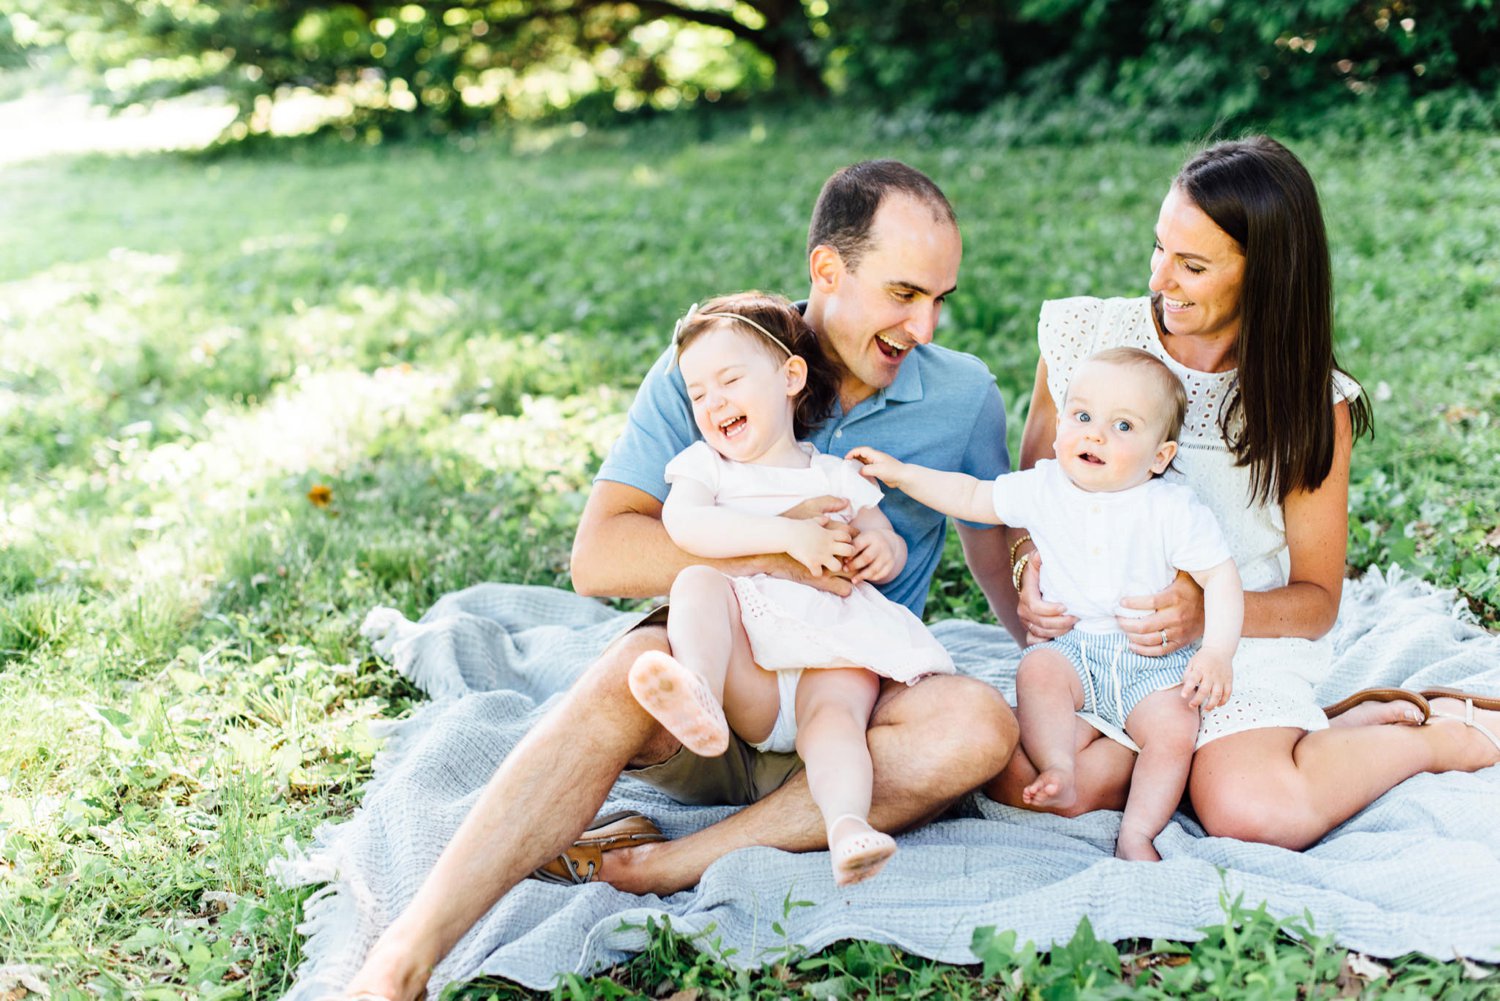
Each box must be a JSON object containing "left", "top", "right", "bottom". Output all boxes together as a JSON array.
[
  {"left": 1181, "top": 649, "right": 1233, "bottom": 711},
  {"left": 846, "top": 446, "right": 906, "bottom": 488}
]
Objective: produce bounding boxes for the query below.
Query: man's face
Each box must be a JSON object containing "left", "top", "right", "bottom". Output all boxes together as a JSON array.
[{"left": 813, "top": 194, "right": 961, "bottom": 406}]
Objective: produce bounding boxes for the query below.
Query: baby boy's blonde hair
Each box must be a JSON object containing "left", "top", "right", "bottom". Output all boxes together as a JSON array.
[{"left": 1081, "top": 347, "right": 1188, "bottom": 442}]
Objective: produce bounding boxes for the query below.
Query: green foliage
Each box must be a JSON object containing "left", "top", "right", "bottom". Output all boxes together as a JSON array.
[
  {"left": 1, "top": 112, "right": 1498, "bottom": 995},
  {"left": 23, "top": 0, "right": 810, "bottom": 139}
]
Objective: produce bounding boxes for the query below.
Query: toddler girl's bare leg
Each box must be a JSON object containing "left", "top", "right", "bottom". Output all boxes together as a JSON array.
[
  {"left": 793, "top": 668, "right": 893, "bottom": 885},
  {"left": 1116, "top": 688, "right": 1199, "bottom": 861},
  {"left": 1017, "top": 649, "right": 1087, "bottom": 809},
  {"left": 629, "top": 566, "right": 780, "bottom": 756},
  {"left": 628, "top": 565, "right": 740, "bottom": 756}
]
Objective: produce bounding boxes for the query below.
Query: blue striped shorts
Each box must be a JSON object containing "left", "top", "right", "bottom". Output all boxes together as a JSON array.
[{"left": 1023, "top": 629, "right": 1192, "bottom": 730}]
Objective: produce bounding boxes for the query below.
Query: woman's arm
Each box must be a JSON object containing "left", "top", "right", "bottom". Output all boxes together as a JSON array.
[{"left": 1013, "top": 358, "right": 1078, "bottom": 640}]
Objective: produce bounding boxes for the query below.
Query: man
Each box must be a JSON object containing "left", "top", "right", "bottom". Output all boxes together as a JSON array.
[{"left": 344, "top": 161, "right": 1022, "bottom": 1001}]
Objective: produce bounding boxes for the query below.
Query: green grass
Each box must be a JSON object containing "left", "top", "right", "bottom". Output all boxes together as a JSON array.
[{"left": 1, "top": 107, "right": 1497, "bottom": 998}]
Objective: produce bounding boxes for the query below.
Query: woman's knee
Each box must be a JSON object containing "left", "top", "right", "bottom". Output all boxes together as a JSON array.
[{"left": 1190, "top": 780, "right": 1319, "bottom": 850}]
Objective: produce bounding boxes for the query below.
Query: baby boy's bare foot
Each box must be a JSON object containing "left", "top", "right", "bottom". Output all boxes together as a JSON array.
[
  {"left": 627, "top": 651, "right": 729, "bottom": 757},
  {"left": 1021, "top": 767, "right": 1076, "bottom": 809},
  {"left": 1115, "top": 830, "right": 1162, "bottom": 862}
]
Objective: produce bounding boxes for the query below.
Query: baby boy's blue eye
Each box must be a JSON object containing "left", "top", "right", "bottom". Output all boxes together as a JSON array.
[
  {"left": 1076, "top": 411, "right": 1091, "bottom": 423},
  {"left": 1114, "top": 419, "right": 1132, "bottom": 432}
]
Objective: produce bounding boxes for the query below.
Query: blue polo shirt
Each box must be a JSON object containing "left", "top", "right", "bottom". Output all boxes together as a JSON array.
[{"left": 595, "top": 341, "right": 1010, "bottom": 616}]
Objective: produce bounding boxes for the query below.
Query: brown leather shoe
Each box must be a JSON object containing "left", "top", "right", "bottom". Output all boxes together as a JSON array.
[{"left": 530, "top": 810, "right": 666, "bottom": 885}]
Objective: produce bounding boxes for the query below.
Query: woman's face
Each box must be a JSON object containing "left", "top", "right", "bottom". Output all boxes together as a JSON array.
[{"left": 1149, "top": 185, "right": 1246, "bottom": 346}]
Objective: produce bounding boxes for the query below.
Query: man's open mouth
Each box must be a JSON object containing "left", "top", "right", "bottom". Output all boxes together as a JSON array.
[{"left": 875, "top": 332, "right": 911, "bottom": 359}]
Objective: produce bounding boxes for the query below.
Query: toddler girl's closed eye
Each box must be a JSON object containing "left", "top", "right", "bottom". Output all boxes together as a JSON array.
[{"left": 672, "top": 302, "right": 793, "bottom": 358}]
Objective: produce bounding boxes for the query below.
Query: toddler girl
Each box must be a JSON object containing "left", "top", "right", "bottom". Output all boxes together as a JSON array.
[{"left": 628, "top": 291, "right": 954, "bottom": 886}]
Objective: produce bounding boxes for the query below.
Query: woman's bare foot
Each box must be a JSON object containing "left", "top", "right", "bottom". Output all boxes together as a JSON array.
[
  {"left": 627, "top": 651, "right": 729, "bottom": 757},
  {"left": 828, "top": 815, "right": 896, "bottom": 887},
  {"left": 1022, "top": 766, "right": 1077, "bottom": 809},
  {"left": 1328, "top": 699, "right": 1426, "bottom": 728},
  {"left": 1115, "top": 827, "right": 1161, "bottom": 862},
  {"left": 1426, "top": 697, "right": 1500, "bottom": 771}
]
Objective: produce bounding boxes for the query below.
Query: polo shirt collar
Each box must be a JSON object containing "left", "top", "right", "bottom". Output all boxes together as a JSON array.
[{"left": 848, "top": 346, "right": 925, "bottom": 419}]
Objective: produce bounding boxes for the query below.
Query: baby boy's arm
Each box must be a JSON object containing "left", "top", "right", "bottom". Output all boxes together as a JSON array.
[
  {"left": 846, "top": 447, "right": 1000, "bottom": 526},
  {"left": 1179, "top": 558, "right": 1243, "bottom": 710}
]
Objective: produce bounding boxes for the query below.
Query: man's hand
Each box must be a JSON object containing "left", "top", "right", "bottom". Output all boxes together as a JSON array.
[
  {"left": 1181, "top": 649, "right": 1232, "bottom": 711},
  {"left": 778, "top": 495, "right": 850, "bottom": 522},
  {"left": 845, "top": 446, "right": 906, "bottom": 488},
  {"left": 848, "top": 527, "right": 900, "bottom": 586},
  {"left": 1117, "top": 572, "right": 1206, "bottom": 657},
  {"left": 784, "top": 517, "right": 856, "bottom": 577},
  {"left": 1017, "top": 552, "right": 1075, "bottom": 644}
]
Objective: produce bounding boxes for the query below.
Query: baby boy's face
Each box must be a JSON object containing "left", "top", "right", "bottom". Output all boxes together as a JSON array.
[{"left": 1054, "top": 361, "right": 1177, "bottom": 493}]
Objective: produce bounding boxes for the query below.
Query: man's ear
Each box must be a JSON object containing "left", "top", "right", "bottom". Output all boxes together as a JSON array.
[
  {"left": 783, "top": 355, "right": 808, "bottom": 396},
  {"left": 1152, "top": 439, "right": 1179, "bottom": 474},
  {"left": 809, "top": 244, "right": 844, "bottom": 293}
]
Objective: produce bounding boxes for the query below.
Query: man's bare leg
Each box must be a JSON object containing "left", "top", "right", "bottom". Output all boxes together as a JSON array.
[
  {"left": 600, "top": 673, "right": 1018, "bottom": 894},
  {"left": 344, "top": 625, "right": 680, "bottom": 1001}
]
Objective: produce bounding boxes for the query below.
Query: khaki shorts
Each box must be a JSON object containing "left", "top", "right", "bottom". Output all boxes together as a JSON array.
[{"left": 618, "top": 604, "right": 804, "bottom": 806}]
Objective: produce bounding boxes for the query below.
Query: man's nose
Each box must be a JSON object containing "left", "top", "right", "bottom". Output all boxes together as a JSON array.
[{"left": 904, "top": 302, "right": 940, "bottom": 344}]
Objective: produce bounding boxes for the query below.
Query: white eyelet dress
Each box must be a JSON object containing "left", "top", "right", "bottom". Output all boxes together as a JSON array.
[{"left": 1038, "top": 296, "right": 1361, "bottom": 747}]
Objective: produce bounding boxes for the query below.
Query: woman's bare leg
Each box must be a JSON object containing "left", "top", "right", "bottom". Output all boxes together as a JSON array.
[{"left": 1190, "top": 698, "right": 1500, "bottom": 849}]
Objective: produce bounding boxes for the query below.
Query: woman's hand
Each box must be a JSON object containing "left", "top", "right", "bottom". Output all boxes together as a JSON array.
[
  {"left": 1017, "top": 552, "right": 1076, "bottom": 644},
  {"left": 1117, "top": 571, "right": 1206, "bottom": 657}
]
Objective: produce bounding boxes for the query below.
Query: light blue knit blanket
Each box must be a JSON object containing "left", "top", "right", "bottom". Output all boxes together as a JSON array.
[{"left": 276, "top": 568, "right": 1500, "bottom": 998}]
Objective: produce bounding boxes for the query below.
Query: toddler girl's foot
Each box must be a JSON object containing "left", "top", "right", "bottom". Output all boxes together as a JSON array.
[
  {"left": 1022, "top": 767, "right": 1076, "bottom": 809},
  {"left": 627, "top": 651, "right": 729, "bottom": 757},
  {"left": 828, "top": 814, "right": 896, "bottom": 887}
]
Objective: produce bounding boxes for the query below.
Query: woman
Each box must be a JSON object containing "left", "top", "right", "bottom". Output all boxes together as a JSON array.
[{"left": 988, "top": 136, "right": 1500, "bottom": 848}]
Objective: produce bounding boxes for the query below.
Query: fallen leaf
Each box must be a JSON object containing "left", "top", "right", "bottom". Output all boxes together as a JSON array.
[{"left": 1485, "top": 525, "right": 1500, "bottom": 549}]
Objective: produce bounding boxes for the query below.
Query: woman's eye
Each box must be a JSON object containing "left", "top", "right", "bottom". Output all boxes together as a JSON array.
[{"left": 1184, "top": 263, "right": 1205, "bottom": 274}]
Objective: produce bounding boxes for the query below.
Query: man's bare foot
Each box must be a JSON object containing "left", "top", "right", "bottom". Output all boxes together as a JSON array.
[
  {"left": 343, "top": 939, "right": 431, "bottom": 1001},
  {"left": 1115, "top": 830, "right": 1161, "bottom": 862},
  {"left": 627, "top": 651, "right": 729, "bottom": 757},
  {"left": 1022, "top": 766, "right": 1076, "bottom": 809},
  {"left": 595, "top": 839, "right": 696, "bottom": 896},
  {"left": 1426, "top": 697, "right": 1500, "bottom": 770},
  {"left": 1327, "top": 700, "right": 1425, "bottom": 728}
]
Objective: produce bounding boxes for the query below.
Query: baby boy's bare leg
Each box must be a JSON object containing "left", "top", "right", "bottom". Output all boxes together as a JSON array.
[
  {"left": 1117, "top": 688, "right": 1200, "bottom": 861},
  {"left": 1016, "top": 648, "right": 1087, "bottom": 809}
]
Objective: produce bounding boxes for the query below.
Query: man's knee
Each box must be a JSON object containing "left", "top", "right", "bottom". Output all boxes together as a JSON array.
[
  {"left": 559, "top": 623, "right": 678, "bottom": 764},
  {"left": 876, "top": 675, "right": 1017, "bottom": 774}
]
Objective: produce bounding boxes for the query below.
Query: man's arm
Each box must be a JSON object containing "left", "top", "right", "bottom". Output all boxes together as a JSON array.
[{"left": 570, "top": 480, "right": 851, "bottom": 599}]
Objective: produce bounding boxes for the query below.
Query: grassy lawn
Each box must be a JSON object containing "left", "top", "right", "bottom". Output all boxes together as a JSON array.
[{"left": 2, "top": 110, "right": 1498, "bottom": 998}]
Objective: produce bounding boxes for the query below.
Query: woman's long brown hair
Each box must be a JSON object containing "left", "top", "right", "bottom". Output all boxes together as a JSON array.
[{"left": 1174, "top": 136, "right": 1373, "bottom": 504}]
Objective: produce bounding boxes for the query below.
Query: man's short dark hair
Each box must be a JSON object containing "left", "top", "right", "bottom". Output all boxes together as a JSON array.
[{"left": 806, "top": 160, "right": 957, "bottom": 271}]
